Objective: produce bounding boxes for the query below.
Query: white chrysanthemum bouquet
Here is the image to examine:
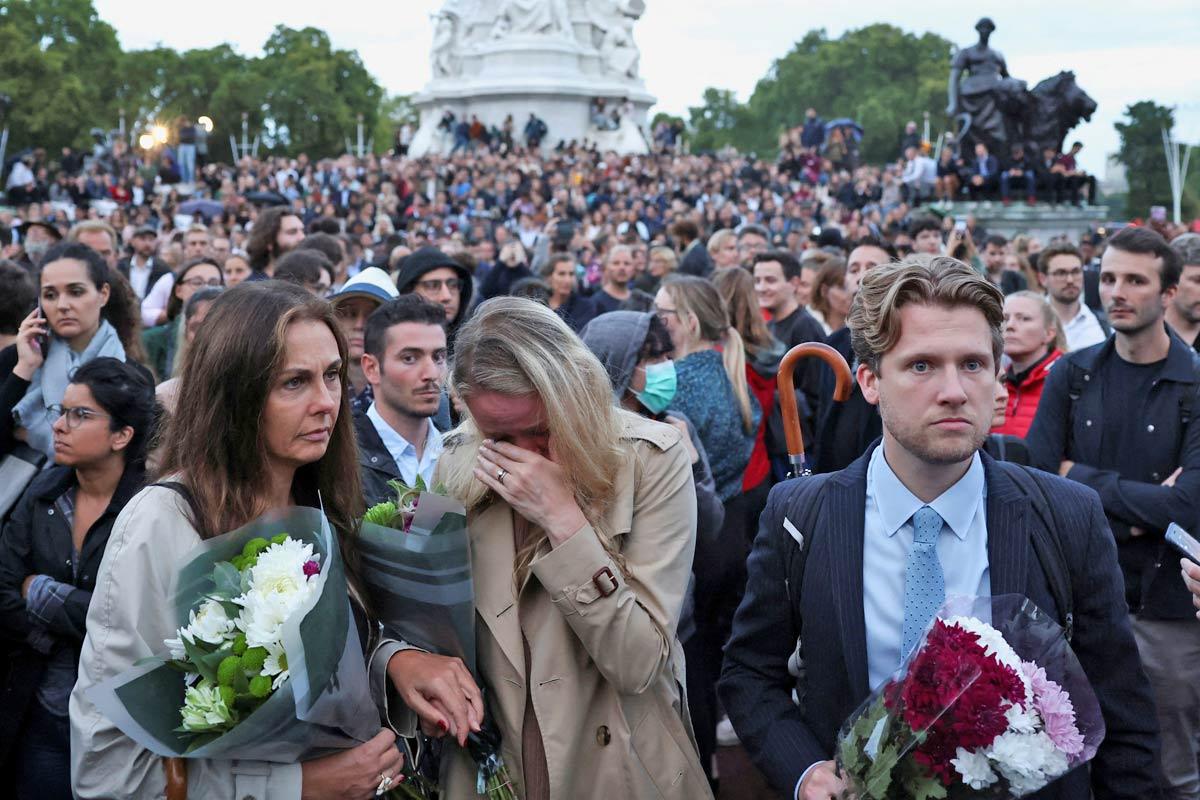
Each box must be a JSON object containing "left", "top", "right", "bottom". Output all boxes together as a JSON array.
[
  {"left": 88, "top": 507, "right": 380, "bottom": 761},
  {"left": 164, "top": 534, "right": 323, "bottom": 739}
]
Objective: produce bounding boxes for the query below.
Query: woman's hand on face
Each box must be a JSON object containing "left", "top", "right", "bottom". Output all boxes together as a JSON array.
[
  {"left": 386, "top": 649, "right": 483, "bottom": 747},
  {"left": 13, "top": 308, "right": 47, "bottom": 379},
  {"left": 300, "top": 728, "right": 403, "bottom": 800},
  {"left": 475, "top": 439, "right": 587, "bottom": 546}
]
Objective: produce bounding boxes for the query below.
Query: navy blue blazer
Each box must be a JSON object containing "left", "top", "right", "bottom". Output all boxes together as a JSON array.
[{"left": 719, "top": 443, "right": 1158, "bottom": 799}]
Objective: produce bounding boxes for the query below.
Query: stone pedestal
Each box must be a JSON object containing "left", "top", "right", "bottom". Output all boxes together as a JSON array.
[
  {"left": 410, "top": 1, "right": 656, "bottom": 156},
  {"left": 940, "top": 201, "right": 1109, "bottom": 242}
]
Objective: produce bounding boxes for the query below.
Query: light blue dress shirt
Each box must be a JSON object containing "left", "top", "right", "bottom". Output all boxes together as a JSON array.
[
  {"left": 366, "top": 401, "right": 444, "bottom": 489},
  {"left": 862, "top": 444, "right": 990, "bottom": 690}
]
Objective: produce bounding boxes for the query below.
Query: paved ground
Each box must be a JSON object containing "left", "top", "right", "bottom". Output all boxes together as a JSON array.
[{"left": 715, "top": 746, "right": 786, "bottom": 800}]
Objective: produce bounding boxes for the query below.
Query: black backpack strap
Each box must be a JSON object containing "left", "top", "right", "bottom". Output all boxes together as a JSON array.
[
  {"left": 995, "top": 462, "right": 1075, "bottom": 642},
  {"left": 153, "top": 480, "right": 202, "bottom": 529}
]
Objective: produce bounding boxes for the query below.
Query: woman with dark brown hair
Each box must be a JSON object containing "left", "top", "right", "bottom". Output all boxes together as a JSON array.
[
  {"left": 140, "top": 257, "right": 223, "bottom": 382},
  {"left": 69, "top": 281, "right": 477, "bottom": 799},
  {"left": 809, "top": 258, "right": 851, "bottom": 335}
]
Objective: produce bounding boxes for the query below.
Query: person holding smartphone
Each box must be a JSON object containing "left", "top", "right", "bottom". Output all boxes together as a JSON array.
[
  {"left": 0, "top": 242, "right": 144, "bottom": 461},
  {"left": 1182, "top": 558, "right": 1200, "bottom": 621}
]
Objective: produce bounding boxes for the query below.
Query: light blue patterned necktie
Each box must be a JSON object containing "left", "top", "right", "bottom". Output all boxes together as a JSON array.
[{"left": 901, "top": 505, "right": 946, "bottom": 662}]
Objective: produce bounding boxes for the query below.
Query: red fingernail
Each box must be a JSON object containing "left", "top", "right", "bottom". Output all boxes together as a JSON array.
[
  {"left": 397, "top": 775, "right": 406, "bottom": 783},
  {"left": 437, "top": 719, "right": 448, "bottom": 732}
]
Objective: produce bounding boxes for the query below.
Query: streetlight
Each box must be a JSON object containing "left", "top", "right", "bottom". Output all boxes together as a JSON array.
[
  {"left": 138, "top": 133, "right": 155, "bottom": 150},
  {"left": 198, "top": 115, "right": 214, "bottom": 133},
  {"left": 152, "top": 124, "right": 169, "bottom": 144}
]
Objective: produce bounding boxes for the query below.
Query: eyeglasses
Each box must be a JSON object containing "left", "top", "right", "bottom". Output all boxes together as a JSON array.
[
  {"left": 179, "top": 277, "right": 223, "bottom": 289},
  {"left": 48, "top": 404, "right": 111, "bottom": 429},
  {"left": 1048, "top": 268, "right": 1083, "bottom": 280},
  {"left": 654, "top": 306, "right": 678, "bottom": 323},
  {"left": 415, "top": 278, "right": 463, "bottom": 293}
]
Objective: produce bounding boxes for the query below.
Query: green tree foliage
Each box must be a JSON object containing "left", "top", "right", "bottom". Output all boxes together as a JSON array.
[
  {"left": 688, "top": 25, "right": 953, "bottom": 163},
  {"left": 256, "top": 26, "right": 383, "bottom": 155},
  {"left": 374, "top": 94, "right": 419, "bottom": 154},
  {"left": 0, "top": 2, "right": 386, "bottom": 159},
  {"left": 1114, "top": 100, "right": 1198, "bottom": 219},
  {"left": 0, "top": 0, "right": 121, "bottom": 151},
  {"left": 0, "top": 22, "right": 88, "bottom": 153},
  {"left": 687, "top": 88, "right": 743, "bottom": 152}
]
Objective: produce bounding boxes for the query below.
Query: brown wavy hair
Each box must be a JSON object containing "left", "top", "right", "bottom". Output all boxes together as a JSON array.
[
  {"left": 156, "top": 281, "right": 365, "bottom": 568},
  {"left": 849, "top": 254, "right": 1004, "bottom": 375}
]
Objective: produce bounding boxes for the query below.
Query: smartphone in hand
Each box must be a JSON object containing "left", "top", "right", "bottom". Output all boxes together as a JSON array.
[
  {"left": 33, "top": 305, "right": 49, "bottom": 353},
  {"left": 1166, "top": 523, "right": 1200, "bottom": 566}
]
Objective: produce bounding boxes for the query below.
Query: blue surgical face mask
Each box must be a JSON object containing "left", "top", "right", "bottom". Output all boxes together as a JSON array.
[{"left": 635, "top": 360, "right": 677, "bottom": 415}]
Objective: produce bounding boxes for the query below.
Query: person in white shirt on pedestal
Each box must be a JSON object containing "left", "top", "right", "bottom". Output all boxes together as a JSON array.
[
  {"left": 354, "top": 294, "right": 449, "bottom": 507},
  {"left": 1037, "top": 240, "right": 1109, "bottom": 352}
]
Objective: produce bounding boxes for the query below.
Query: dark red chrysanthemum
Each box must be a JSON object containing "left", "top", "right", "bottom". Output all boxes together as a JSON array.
[{"left": 896, "top": 619, "right": 1025, "bottom": 784}]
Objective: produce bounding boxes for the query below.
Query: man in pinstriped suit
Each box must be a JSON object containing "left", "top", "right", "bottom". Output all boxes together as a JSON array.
[{"left": 720, "top": 256, "right": 1158, "bottom": 799}]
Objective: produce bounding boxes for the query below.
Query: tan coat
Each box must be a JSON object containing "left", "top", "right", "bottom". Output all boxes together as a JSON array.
[{"left": 433, "top": 412, "right": 713, "bottom": 800}]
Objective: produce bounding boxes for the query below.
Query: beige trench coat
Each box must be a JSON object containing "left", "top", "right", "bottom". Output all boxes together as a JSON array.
[{"left": 432, "top": 412, "right": 713, "bottom": 800}]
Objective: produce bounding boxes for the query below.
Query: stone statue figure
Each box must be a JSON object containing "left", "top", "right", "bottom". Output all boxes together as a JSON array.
[
  {"left": 946, "top": 17, "right": 1029, "bottom": 156},
  {"left": 588, "top": 0, "right": 645, "bottom": 78},
  {"left": 431, "top": 12, "right": 459, "bottom": 77},
  {"left": 431, "top": 0, "right": 477, "bottom": 77},
  {"left": 491, "top": 0, "right": 573, "bottom": 39}
]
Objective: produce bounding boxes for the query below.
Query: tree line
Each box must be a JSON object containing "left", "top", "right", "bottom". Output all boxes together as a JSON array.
[
  {"left": 0, "top": 3, "right": 1193, "bottom": 216},
  {"left": 0, "top": 0, "right": 394, "bottom": 160}
]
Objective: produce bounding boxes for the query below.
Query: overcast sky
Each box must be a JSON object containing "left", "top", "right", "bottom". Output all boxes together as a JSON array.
[{"left": 94, "top": 0, "right": 1199, "bottom": 174}]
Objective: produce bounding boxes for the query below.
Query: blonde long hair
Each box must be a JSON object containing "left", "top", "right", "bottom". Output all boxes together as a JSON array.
[
  {"left": 443, "top": 297, "right": 626, "bottom": 589},
  {"left": 661, "top": 274, "right": 755, "bottom": 433}
]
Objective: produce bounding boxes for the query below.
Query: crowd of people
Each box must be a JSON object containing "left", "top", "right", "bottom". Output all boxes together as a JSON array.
[{"left": 1, "top": 120, "right": 1200, "bottom": 800}]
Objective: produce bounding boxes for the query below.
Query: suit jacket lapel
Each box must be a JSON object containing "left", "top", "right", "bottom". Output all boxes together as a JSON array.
[
  {"left": 983, "top": 457, "right": 1031, "bottom": 599},
  {"left": 469, "top": 501, "right": 526, "bottom": 676},
  {"left": 827, "top": 456, "right": 871, "bottom": 698}
]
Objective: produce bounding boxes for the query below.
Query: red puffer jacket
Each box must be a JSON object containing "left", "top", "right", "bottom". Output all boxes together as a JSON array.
[{"left": 993, "top": 349, "right": 1063, "bottom": 439}]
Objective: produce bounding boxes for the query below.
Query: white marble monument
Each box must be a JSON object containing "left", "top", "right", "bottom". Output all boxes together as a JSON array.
[{"left": 408, "top": 0, "right": 657, "bottom": 156}]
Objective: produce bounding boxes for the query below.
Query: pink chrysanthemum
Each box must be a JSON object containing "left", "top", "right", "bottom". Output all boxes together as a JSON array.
[{"left": 1022, "top": 663, "right": 1085, "bottom": 757}]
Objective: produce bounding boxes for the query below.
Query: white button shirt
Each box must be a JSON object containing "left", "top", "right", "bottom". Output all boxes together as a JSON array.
[{"left": 366, "top": 402, "right": 443, "bottom": 488}]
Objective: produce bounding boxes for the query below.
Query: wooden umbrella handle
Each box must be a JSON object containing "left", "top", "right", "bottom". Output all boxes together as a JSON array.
[
  {"left": 164, "top": 757, "right": 188, "bottom": 800},
  {"left": 776, "top": 342, "right": 854, "bottom": 474}
]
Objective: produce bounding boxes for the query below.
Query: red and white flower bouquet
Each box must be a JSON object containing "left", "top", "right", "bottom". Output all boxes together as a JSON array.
[{"left": 836, "top": 596, "right": 1104, "bottom": 799}]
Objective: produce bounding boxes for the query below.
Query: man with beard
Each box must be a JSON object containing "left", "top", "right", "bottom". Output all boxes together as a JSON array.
[
  {"left": 1037, "top": 240, "right": 1108, "bottom": 351},
  {"left": 1028, "top": 225, "right": 1200, "bottom": 799},
  {"left": 592, "top": 244, "right": 638, "bottom": 315},
  {"left": 723, "top": 255, "right": 1158, "bottom": 800},
  {"left": 355, "top": 294, "right": 449, "bottom": 507},
  {"left": 245, "top": 206, "right": 306, "bottom": 279},
  {"left": 1166, "top": 233, "right": 1200, "bottom": 352},
  {"left": 393, "top": 246, "right": 475, "bottom": 352}
]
